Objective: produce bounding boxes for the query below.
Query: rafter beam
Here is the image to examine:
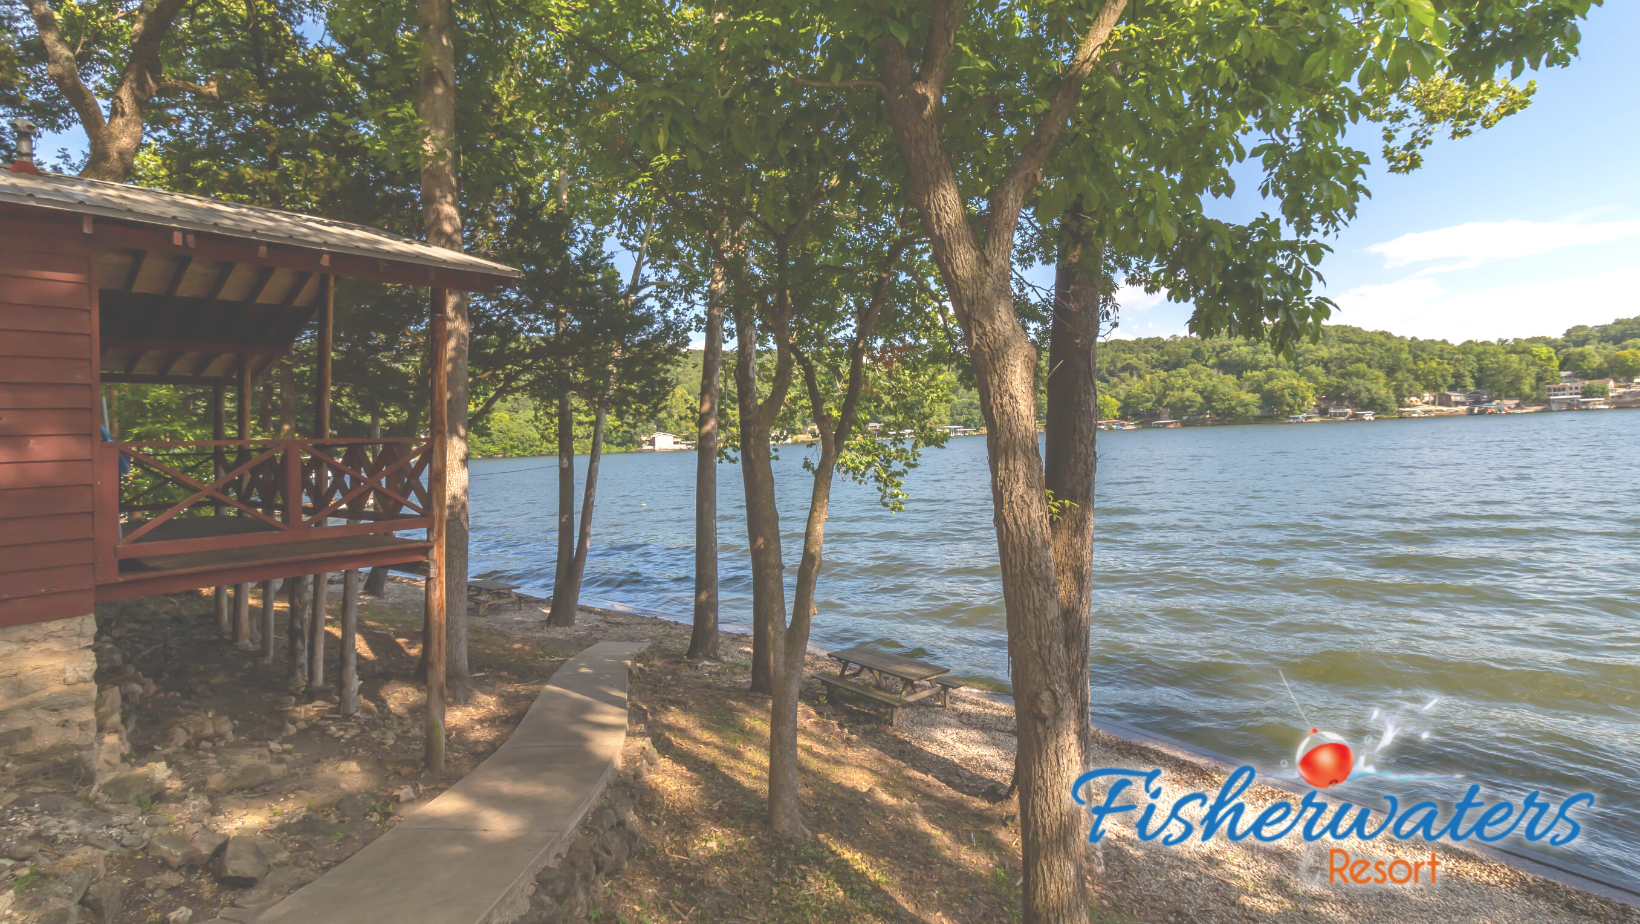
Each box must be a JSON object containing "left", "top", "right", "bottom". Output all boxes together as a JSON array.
[
  {"left": 155, "top": 255, "right": 195, "bottom": 338},
  {"left": 226, "top": 266, "right": 279, "bottom": 341},
  {"left": 104, "top": 338, "right": 284, "bottom": 357},
  {"left": 192, "top": 262, "right": 239, "bottom": 337}
]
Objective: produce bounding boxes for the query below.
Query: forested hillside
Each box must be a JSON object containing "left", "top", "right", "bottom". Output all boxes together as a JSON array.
[
  {"left": 1084, "top": 316, "right": 1640, "bottom": 420},
  {"left": 104, "top": 315, "right": 1640, "bottom": 454}
]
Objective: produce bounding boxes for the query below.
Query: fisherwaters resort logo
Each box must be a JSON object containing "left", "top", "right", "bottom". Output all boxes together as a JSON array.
[{"left": 1072, "top": 674, "right": 1597, "bottom": 887}]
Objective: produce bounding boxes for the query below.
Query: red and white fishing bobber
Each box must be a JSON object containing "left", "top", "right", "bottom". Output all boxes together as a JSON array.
[{"left": 1296, "top": 729, "right": 1354, "bottom": 788}]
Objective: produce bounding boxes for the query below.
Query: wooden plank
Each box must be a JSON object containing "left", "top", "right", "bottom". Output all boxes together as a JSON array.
[
  {"left": 0, "top": 588, "right": 97, "bottom": 628},
  {"left": 100, "top": 540, "right": 430, "bottom": 603},
  {"left": 0, "top": 408, "right": 93, "bottom": 437},
  {"left": 0, "top": 330, "right": 92, "bottom": 360},
  {"left": 0, "top": 460, "right": 94, "bottom": 488},
  {"left": 0, "top": 435, "right": 93, "bottom": 462},
  {"left": 100, "top": 373, "right": 228, "bottom": 386},
  {"left": 0, "top": 384, "right": 92, "bottom": 409},
  {"left": 102, "top": 338, "right": 282, "bottom": 357},
  {"left": 0, "top": 485, "right": 94, "bottom": 517},
  {"left": 0, "top": 232, "right": 90, "bottom": 261},
  {"left": 0, "top": 358, "right": 91, "bottom": 384},
  {"left": 0, "top": 539, "right": 95, "bottom": 574},
  {"left": 0, "top": 512, "right": 94, "bottom": 545},
  {"left": 827, "top": 645, "right": 949, "bottom": 682},
  {"left": 116, "top": 518, "right": 426, "bottom": 558},
  {"left": 0, "top": 274, "right": 91, "bottom": 310},
  {"left": 0, "top": 249, "right": 93, "bottom": 282},
  {"left": 0, "top": 564, "right": 93, "bottom": 601},
  {"left": 0, "top": 303, "right": 94, "bottom": 334}
]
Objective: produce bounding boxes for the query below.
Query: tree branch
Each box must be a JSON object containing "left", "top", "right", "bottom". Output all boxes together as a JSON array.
[
  {"left": 22, "top": 0, "right": 108, "bottom": 133},
  {"left": 787, "top": 73, "right": 887, "bottom": 93},
  {"left": 154, "top": 75, "right": 219, "bottom": 99},
  {"left": 122, "top": 0, "right": 194, "bottom": 100},
  {"left": 986, "top": 0, "right": 1129, "bottom": 264},
  {"left": 920, "top": 0, "right": 965, "bottom": 91}
]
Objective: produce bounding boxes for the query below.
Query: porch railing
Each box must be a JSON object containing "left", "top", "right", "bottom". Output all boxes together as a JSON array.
[{"left": 96, "top": 438, "right": 432, "bottom": 577}]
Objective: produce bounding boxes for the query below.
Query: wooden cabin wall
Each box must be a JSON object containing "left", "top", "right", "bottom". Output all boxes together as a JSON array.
[{"left": 0, "top": 214, "right": 99, "bottom": 627}]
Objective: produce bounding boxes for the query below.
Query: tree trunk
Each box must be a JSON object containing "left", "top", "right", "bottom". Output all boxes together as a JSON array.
[
  {"left": 556, "top": 399, "right": 608, "bottom": 615},
  {"left": 547, "top": 392, "right": 578, "bottom": 627},
  {"left": 1045, "top": 204, "right": 1101, "bottom": 773},
  {"left": 868, "top": 10, "right": 1126, "bottom": 917},
  {"left": 974, "top": 303, "right": 1089, "bottom": 924},
  {"left": 734, "top": 303, "right": 784, "bottom": 696},
  {"left": 767, "top": 243, "right": 899, "bottom": 839},
  {"left": 768, "top": 432, "right": 836, "bottom": 839},
  {"left": 418, "top": 0, "right": 474, "bottom": 702},
  {"left": 688, "top": 247, "right": 728, "bottom": 661}
]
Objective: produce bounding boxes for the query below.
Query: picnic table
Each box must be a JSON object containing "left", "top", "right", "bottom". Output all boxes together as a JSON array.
[
  {"left": 467, "top": 578, "right": 523, "bottom": 616},
  {"left": 819, "top": 645, "right": 965, "bottom": 726}
]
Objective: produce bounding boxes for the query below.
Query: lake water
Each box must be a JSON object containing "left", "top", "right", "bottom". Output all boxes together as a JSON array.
[{"left": 467, "top": 410, "right": 1640, "bottom": 883}]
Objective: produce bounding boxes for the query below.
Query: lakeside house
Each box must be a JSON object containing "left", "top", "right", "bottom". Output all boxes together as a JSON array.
[
  {"left": 640, "top": 431, "right": 691, "bottom": 451},
  {"left": 1436, "top": 388, "right": 1496, "bottom": 407},
  {"left": 0, "top": 164, "right": 520, "bottom": 772},
  {"left": 1327, "top": 406, "right": 1352, "bottom": 419}
]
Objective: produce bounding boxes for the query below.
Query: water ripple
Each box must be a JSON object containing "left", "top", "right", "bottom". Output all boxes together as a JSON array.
[{"left": 468, "top": 410, "right": 1639, "bottom": 880}]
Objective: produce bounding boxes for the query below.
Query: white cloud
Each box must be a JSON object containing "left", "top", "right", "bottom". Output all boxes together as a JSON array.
[
  {"left": 1365, "top": 219, "right": 1640, "bottom": 274},
  {"left": 1331, "top": 265, "right": 1640, "bottom": 341},
  {"left": 1115, "top": 283, "right": 1170, "bottom": 314}
]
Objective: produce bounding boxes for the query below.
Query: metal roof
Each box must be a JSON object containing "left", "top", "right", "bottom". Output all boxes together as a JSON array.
[{"left": 0, "top": 170, "right": 521, "bottom": 280}]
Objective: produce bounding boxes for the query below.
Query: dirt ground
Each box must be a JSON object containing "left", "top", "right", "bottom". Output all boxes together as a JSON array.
[
  {"left": 0, "top": 578, "right": 572, "bottom": 924},
  {"left": 3, "top": 580, "right": 1633, "bottom": 924}
]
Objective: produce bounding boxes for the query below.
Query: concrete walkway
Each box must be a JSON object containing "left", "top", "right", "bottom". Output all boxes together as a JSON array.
[{"left": 254, "top": 641, "right": 647, "bottom": 924}]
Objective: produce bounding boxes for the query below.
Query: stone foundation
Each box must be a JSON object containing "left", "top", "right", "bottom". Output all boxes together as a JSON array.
[{"left": 0, "top": 614, "right": 98, "bottom": 771}]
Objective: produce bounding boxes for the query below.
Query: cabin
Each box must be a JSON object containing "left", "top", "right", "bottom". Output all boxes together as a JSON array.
[
  {"left": 641, "top": 431, "right": 689, "bottom": 451},
  {"left": 1436, "top": 389, "right": 1495, "bottom": 407},
  {"left": 0, "top": 163, "right": 519, "bottom": 772}
]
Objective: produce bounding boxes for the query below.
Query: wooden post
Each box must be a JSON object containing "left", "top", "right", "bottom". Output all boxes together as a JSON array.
[
  {"left": 259, "top": 579, "right": 277, "bottom": 660},
  {"left": 340, "top": 569, "right": 360, "bottom": 716},
  {"left": 288, "top": 572, "right": 309, "bottom": 687},
  {"left": 233, "top": 584, "right": 252, "bottom": 649},
  {"left": 239, "top": 355, "right": 253, "bottom": 440},
  {"left": 213, "top": 383, "right": 229, "bottom": 633},
  {"left": 317, "top": 276, "right": 333, "bottom": 438},
  {"left": 425, "top": 287, "right": 449, "bottom": 772},
  {"left": 309, "top": 278, "right": 334, "bottom": 694},
  {"left": 309, "top": 574, "right": 328, "bottom": 692},
  {"left": 232, "top": 360, "right": 254, "bottom": 649}
]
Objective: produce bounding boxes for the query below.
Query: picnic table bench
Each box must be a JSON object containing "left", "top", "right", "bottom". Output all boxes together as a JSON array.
[
  {"left": 819, "top": 645, "right": 965, "bottom": 726},
  {"left": 467, "top": 578, "right": 523, "bottom": 616}
]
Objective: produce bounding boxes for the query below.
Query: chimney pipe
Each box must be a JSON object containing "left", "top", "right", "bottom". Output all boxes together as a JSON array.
[{"left": 9, "top": 118, "right": 40, "bottom": 175}]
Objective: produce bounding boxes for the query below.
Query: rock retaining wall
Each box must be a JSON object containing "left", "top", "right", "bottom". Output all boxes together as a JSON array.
[
  {"left": 518, "top": 775, "right": 644, "bottom": 923},
  {"left": 0, "top": 614, "right": 98, "bottom": 772}
]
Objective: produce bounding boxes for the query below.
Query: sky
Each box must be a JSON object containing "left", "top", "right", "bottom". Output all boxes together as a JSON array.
[
  {"left": 27, "top": 3, "right": 1638, "bottom": 347},
  {"left": 1103, "top": 1, "right": 1640, "bottom": 343}
]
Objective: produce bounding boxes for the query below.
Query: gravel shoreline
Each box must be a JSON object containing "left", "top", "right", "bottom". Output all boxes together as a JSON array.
[{"left": 461, "top": 585, "right": 1637, "bottom": 924}]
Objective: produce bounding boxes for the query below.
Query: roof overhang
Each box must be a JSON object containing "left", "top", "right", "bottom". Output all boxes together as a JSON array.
[{"left": 0, "top": 171, "right": 521, "bottom": 292}]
